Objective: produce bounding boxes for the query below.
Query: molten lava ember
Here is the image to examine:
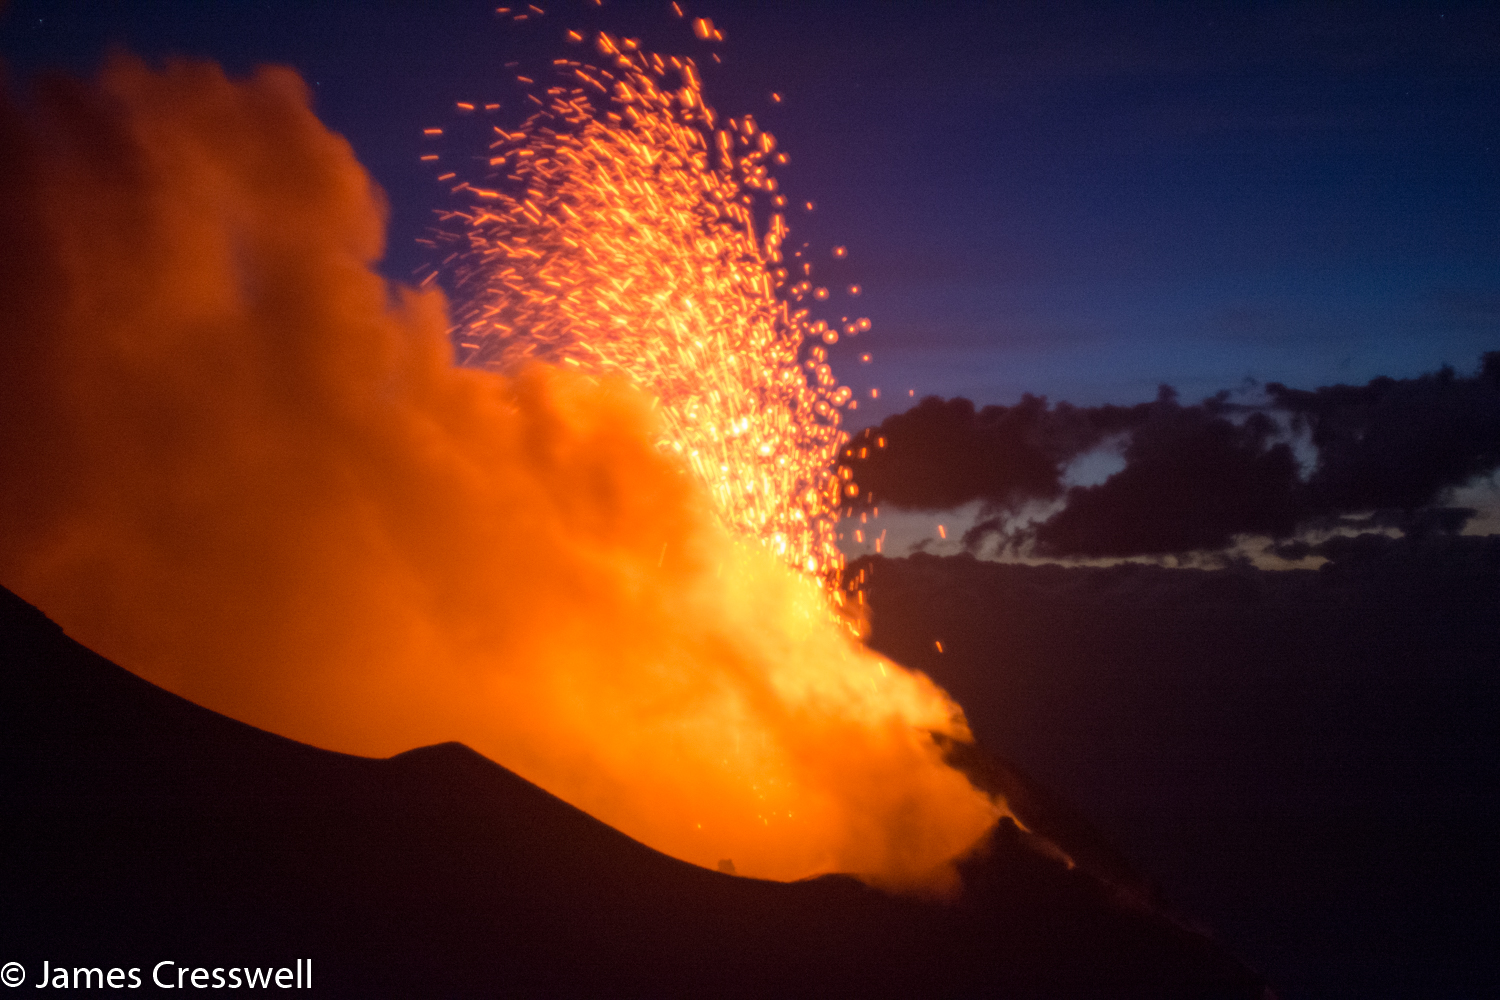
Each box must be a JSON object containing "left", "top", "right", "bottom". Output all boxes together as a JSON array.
[
  {"left": 0, "top": 46, "right": 1002, "bottom": 890},
  {"left": 431, "top": 33, "right": 858, "bottom": 594}
]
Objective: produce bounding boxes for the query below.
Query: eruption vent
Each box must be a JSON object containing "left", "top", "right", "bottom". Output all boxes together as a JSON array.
[{"left": 0, "top": 55, "right": 1000, "bottom": 889}]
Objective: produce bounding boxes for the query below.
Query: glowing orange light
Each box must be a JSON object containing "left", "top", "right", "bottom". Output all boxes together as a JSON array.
[
  {"left": 439, "top": 33, "right": 858, "bottom": 592},
  {"left": 0, "top": 54, "right": 1011, "bottom": 897}
]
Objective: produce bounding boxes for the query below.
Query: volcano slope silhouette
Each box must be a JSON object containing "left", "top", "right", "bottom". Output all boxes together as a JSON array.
[
  {"left": 1, "top": 585, "right": 1264, "bottom": 998},
  {"left": 853, "top": 539, "right": 1500, "bottom": 999}
]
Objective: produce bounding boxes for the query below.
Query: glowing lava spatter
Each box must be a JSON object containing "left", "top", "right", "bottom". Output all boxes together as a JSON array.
[{"left": 431, "top": 32, "right": 865, "bottom": 595}]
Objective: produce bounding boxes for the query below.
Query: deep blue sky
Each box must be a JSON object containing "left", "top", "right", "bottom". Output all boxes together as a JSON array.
[{"left": 4, "top": 0, "right": 1497, "bottom": 423}]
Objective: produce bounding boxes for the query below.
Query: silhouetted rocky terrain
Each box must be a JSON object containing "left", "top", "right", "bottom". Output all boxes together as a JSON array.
[
  {"left": 855, "top": 533, "right": 1500, "bottom": 1000},
  {"left": 2, "top": 584, "right": 1264, "bottom": 998}
]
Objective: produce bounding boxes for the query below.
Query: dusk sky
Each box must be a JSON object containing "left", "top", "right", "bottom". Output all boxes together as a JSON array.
[
  {"left": 7, "top": 0, "right": 1496, "bottom": 421},
  {"left": 5, "top": 7, "right": 1498, "bottom": 995}
]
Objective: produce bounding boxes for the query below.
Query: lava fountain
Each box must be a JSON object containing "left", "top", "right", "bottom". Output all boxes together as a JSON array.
[
  {"left": 430, "top": 31, "right": 858, "bottom": 594},
  {"left": 0, "top": 49, "right": 1002, "bottom": 891}
]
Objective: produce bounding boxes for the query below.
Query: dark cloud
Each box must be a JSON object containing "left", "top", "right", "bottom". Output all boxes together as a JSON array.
[
  {"left": 1267, "top": 356, "right": 1500, "bottom": 513},
  {"left": 842, "top": 393, "right": 1149, "bottom": 512},
  {"left": 839, "top": 396, "right": 1061, "bottom": 511},
  {"left": 1293, "top": 505, "right": 1482, "bottom": 542},
  {"left": 845, "top": 354, "right": 1500, "bottom": 557},
  {"left": 1030, "top": 399, "right": 1300, "bottom": 559}
]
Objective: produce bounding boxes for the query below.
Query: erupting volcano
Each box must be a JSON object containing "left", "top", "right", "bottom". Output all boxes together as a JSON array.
[{"left": 0, "top": 30, "right": 1000, "bottom": 889}]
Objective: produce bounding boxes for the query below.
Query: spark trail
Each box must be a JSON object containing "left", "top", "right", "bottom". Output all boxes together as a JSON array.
[{"left": 432, "top": 32, "right": 867, "bottom": 595}]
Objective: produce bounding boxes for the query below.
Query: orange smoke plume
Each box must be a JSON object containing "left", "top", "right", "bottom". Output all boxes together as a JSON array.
[{"left": 0, "top": 56, "right": 999, "bottom": 889}]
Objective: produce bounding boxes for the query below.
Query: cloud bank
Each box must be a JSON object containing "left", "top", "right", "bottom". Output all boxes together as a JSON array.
[{"left": 846, "top": 358, "right": 1500, "bottom": 558}]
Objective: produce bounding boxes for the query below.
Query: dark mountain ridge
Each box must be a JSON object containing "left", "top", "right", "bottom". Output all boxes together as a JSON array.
[
  {"left": 852, "top": 537, "right": 1500, "bottom": 999},
  {"left": 1, "top": 584, "right": 1264, "bottom": 998}
]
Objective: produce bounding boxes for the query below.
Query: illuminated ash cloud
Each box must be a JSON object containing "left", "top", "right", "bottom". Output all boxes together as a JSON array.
[{"left": 0, "top": 55, "right": 999, "bottom": 892}]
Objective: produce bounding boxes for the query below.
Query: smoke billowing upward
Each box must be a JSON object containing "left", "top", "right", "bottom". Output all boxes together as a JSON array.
[{"left": 0, "top": 57, "right": 1000, "bottom": 890}]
